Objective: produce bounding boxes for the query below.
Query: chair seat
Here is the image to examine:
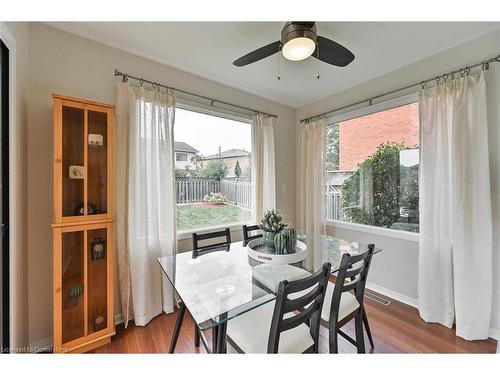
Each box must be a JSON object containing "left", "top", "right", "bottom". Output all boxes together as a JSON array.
[
  {"left": 227, "top": 300, "right": 314, "bottom": 353},
  {"left": 321, "top": 281, "right": 360, "bottom": 322}
]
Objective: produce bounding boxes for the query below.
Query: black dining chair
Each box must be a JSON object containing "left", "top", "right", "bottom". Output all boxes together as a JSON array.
[
  {"left": 169, "top": 228, "right": 233, "bottom": 353},
  {"left": 242, "top": 224, "right": 262, "bottom": 244},
  {"left": 192, "top": 228, "right": 232, "bottom": 348},
  {"left": 321, "top": 244, "right": 375, "bottom": 353},
  {"left": 226, "top": 263, "right": 331, "bottom": 353}
]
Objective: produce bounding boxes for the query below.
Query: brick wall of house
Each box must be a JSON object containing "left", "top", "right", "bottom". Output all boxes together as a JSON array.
[{"left": 338, "top": 102, "right": 419, "bottom": 170}]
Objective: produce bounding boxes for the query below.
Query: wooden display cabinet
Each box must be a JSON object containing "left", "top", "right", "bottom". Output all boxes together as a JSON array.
[{"left": 52, "top": 95, "right": 115, "bottom": 353}]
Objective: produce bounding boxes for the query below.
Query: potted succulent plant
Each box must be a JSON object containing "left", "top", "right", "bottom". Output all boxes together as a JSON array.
[{"left": 259, "top": 209, "right": 288, "bottom": 250}]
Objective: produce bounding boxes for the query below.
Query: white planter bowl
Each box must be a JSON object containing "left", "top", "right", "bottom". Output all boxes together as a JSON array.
[{"left": 247, "top": 238, "right": 307, "bottom": 265}]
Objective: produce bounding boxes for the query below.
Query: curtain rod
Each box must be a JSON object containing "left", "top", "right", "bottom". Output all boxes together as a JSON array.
[
  {"left": 114, "top": 69, "right": 278, "bottom": 119},
  {"left": 300, "top": 53, "right": 500, "bottom": 124}
]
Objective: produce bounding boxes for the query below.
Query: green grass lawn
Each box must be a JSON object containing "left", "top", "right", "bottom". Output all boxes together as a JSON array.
[{"left": 176, "top": 203, "right": 250, "bottom": 231}]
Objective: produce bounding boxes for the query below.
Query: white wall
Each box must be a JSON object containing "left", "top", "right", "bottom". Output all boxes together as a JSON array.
[
  {"left": 297, "top": 29, "right": 500, "bottom": 338},
  {"left": 1, "top": 22, "right": 29, "bottom": 350},
  {"left": 26, "top": 23, "right": 296, "bottom": 346}
]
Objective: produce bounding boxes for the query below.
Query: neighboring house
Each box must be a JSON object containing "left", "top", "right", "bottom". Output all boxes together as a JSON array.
[
  {"left": 174, "top": 142, "right": 199, "bottom": 170},
  {"left": 325, "top": 170, "right": 354, "bottom": 192},
  {"left": 202, "top": 148, "right": 251, "bottom": 177}
]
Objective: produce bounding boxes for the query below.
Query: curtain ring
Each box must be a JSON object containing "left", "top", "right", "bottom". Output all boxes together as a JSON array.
[
  {"left": 420, "top": 81, "right": 426, "bottom": 89},
  {"left": 122, "top": 74, "right": 128, "bottom": 83},
  {"left": 482, "top": 62, "right": 489, "bottom": 71},
  {"left": 152, "top": 82, "right": 157, "bottom": 90},
  {"left": 442, "top": 74, "right": 448, "bottom": 82},
  {"left": 436, "top": 76, "right": 441, "bottom": 84},
  {"left": 464, "top": 66, "right": 471, "bottom": 76},
  {"left": 459, "top": 69, "right": 465, "bottom": 77},
  {"left": 139, "top": 79, "right": 144, "bottom": 87}
]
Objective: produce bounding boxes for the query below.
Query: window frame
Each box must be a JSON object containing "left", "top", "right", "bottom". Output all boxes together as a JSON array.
[
  {"left": 175, "top": 152, "right": 188, "bottom": 162},
  {"left": 174, "top": 99, "right": 253, "bottom": 236},
  {"left": 325, "top": 92, "right": 420, "bottom": 243}
]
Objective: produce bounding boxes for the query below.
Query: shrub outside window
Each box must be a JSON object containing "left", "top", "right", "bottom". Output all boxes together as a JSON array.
[{"left": 325, "top": 101, "right": 420, "bottom": 233}]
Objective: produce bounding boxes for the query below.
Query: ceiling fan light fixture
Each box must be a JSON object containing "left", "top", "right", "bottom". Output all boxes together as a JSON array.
[
  {"left": 282, "top": 37, "right": 316, "bottom": 61},
  {"left": 280, "top": 22, "right": 317, "bottom": 62}
]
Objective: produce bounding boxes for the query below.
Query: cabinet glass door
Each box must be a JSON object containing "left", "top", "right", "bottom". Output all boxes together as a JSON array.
[
  {"left": 87, "top": 228, "right": 108, "bottom": 334},
  {"left": 87, "top": 110, "right": 108, "bottom": 216},
  {"left": 61, "top": 231, "right": 85, "bottom": 344},
  {"left": 62, "top": 106, "right": 85, "bottom": 217}
]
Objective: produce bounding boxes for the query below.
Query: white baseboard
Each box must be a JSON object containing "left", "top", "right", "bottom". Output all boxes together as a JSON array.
[
  {"left": 489, "top": 327, "right": 500, "bottom": 341},
  {"left": 365, "top": 282, "right": 499, "bottom": 342},
  {"left": 114, "top": 313, "right": 126, "bottom": 325},
  {"left": 366, "top": 281, "right": 418, "bottom": 308},
  {"left": 29, "top": 336, "right": 53, "bottom": 352}
]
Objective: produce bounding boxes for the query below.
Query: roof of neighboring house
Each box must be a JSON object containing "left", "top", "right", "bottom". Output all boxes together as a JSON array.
[
  {"left": 202, "top": 148, "right": 250, "bottom": 160},
  {"left": 174, "top": 142, "right": 199, "bottom": 154}
]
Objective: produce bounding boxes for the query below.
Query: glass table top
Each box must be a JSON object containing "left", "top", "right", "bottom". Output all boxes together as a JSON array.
[{"left": 157, "top": 232, "right": 381, "bottom": 331}]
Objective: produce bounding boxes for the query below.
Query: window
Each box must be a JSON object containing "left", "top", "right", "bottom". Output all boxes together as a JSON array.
[
  {"left": 175, "top": 152, "right": 188, "bottom": 162},
  {"left": 174, "top": 106, "right": 252, "bottom": 232},
  {"left": 325, "top": 100, "right": 420, "bottom": 233}
]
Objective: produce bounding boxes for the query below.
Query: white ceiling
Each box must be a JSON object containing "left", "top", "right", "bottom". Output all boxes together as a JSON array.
[{"left": 47, "top": 22, "right": 499, "bottom": 108}]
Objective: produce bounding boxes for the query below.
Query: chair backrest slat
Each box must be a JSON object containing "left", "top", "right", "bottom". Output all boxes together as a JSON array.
[
  {"left": 282, "top": 287, "right": 321, "bottom": 314},
  {"left": 242, "top": 224, "right": 262, "bottom": 243},
  {"left": 192, "top": 228, "right": 232, "bottom": 254},
  {"left": 267, "top": 262, "right": 331, "bottom": 353}
]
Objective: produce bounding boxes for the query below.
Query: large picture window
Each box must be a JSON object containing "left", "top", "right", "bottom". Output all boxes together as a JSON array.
[
  {"left": 174, "top": 107, "right": 252, "bottom": 232},
  {"left": 325, "top": 100, "right": 420, "bottom": 233}
]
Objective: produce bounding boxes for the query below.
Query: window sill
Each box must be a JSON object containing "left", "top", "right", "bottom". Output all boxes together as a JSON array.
[
  {"left": 177, "top": 221, "right": 250, "bottom": 241},
  {"left": 326, "top": 219, "right": 419, "bottom": 242}
]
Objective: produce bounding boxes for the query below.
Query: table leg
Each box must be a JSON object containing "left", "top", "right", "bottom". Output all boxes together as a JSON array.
[
  {"left": 211, "top": 325, "right": 219, "bottom": 353},
  {"left": 169, "top": 302, "right": 186, "bottom": 353},
  {"left": 216, "top": 322, "right": 228, "bottom": 353}
]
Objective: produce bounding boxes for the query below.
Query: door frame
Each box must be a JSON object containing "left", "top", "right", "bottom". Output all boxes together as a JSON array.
[
  {"left": 0, "top": 22, "right": 21, "bottom": 351},
  {"left": 0, "top": 35, "right": 9, "bottom": 354}
]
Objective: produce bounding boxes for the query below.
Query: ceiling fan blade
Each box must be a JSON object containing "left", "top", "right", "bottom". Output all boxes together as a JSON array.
[
  {"left": 314, "top": 35, "right": 355, "bottom": 67},
  {"left": 233, "top": 41, "right": 281, "bottom": 67}
]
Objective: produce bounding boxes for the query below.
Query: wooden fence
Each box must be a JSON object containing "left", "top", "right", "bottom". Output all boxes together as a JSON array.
[
  {"left": 176, "top": 178, "right": 221, "bottom": 204},
  {"left": 325, "top": 191, "right": 344, "bottom": 221},
  {"left": 220, "top": 178, "right": 252, "bottom": 209},
  {"left": 176, "top": 177, "right": 342, "bottom": 219},
  {"left": 176, "top": 177, "right": 252, "bottom": 209}
]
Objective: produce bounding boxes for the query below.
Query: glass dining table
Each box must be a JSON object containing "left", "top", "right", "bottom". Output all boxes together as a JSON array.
[{"left": 157, "top": 231, "right": 381, "bottom": 353}]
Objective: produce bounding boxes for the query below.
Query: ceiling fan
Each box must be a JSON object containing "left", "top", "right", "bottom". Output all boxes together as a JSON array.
[{"left": 233, "top": 22, "right": 355, "bottom": 68}]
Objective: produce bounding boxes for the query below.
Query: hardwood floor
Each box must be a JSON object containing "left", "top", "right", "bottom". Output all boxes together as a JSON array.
[{"left": 93, "top": 289, "right": 497, "bottom": 354}]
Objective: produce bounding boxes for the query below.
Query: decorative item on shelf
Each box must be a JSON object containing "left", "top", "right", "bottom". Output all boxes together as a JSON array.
[
  {"left": 74, "top": 203, "right": 98, "bottom": 216},
  {"left": 69, "top": 283, "right": 84, "bottom": 300},
  {"left": 273, "top": 233, "right": 286, "bottom": 254},
  {"left": 90, "top": 237, "right": 106, "bottom": 260},
  {"left": 93, "top": 308, "right": 106, "bottom": 332},
  {"left": 259, "top": 209, "right": 289, "bottom": 250},
  {"left": 88, "top": 133, "right": 104, "bottom": 146},
  {"left": 68, "top": 165, "right": 85, "bottom": 179}
]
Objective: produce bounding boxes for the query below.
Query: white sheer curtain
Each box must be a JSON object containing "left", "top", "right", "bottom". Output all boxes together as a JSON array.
[
  {"left": 418, "top": 72, "right": 492, "bottom": 340},
  {"left": 251, "top": 114, "right": 276, "bottom": 223},
  {"left": 115, "top": 82, "right": 177, "bottom": 327},
  {"left": 297, "top": 117, "right": 327, "bottom": 270}
]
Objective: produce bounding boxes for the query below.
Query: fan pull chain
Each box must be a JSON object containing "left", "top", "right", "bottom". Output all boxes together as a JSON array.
[
  {"left": 277, "top": 52, "right": 282, "bottom": 80},
  {"left": 316, "top": 41, "right": 320, "bottom": 80}
]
